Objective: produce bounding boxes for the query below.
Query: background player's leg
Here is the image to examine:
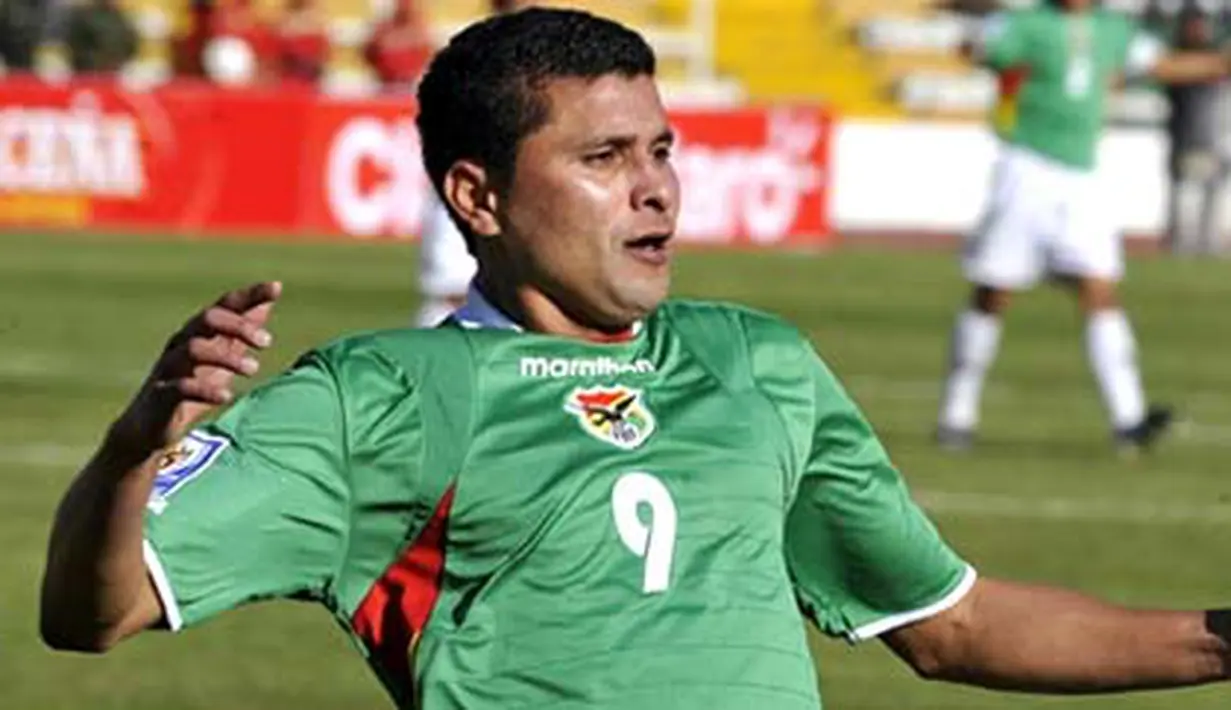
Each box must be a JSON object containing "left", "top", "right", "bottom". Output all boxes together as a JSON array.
[
  {"left": 1168, "top": 152, "right": 1221, "bottom": 256},
  {"left": 1052, "top": 179, "right": 1172, "bottom": 451},
  {"left": 1196, "top": 163, "right": 1228, "bottom": 255},
  {"left": 1167, "top": 175, "right": 1205, "bottom": 255},
  {"left": 1066, "top": 277, "right": 1171, "bottom": 451},
  {"left": 938, "top": 148, "right": 1042, "bottom": 450},
  {"left": 417, "top": 195, "right": 478, "bottom": 328},
  {"left": 1075, "top": 278, "right": 1144, "bottom": 429},
  {"left": 938, "top": 286, "right": 1010, "bottom": 449}
]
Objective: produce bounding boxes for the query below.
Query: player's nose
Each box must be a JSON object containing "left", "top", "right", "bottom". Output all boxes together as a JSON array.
[{"left": 630, "top": 155, "right": 678, "bottom": 216}]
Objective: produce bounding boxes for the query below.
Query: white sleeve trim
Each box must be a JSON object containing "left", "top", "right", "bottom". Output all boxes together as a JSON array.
[
  {"left": 847, "top": 564, "right": 979, "bottom": 643},
  {"left": 1125, "top": 33, "right": 1165, "bottom": 78},
  {"left": 143, "top": 539, "right": 185, "bottom": 632}
]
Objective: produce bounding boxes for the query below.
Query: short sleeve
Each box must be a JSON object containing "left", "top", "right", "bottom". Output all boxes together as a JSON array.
[
  {"left": 970, "top": 12, "right": 1026, "bottom": 70},
  {"left": 784, "top": 351, "right": 975, "bottom": 643},
  {"left": 143, "top": 353, "right": 350, "bottom": 630}
]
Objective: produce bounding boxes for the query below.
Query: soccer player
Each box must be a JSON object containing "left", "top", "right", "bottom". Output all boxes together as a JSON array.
[
  {"left": 937, "top": 0, "right": 1231, "bottom": 452},
  {"left": 414, "top": 0, "right": 533, "bottom": 327},
  {"left": 42, "top": 8, "right": 1231, "bottom": 710}
]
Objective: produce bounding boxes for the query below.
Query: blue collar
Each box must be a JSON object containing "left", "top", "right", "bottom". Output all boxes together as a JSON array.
[{"left": 452, "top": 285, "right": 524, "bottom": 332}]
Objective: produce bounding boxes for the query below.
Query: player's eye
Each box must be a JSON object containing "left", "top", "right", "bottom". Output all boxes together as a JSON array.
[
  {"left": 653, "top": 144, "right": 673, "bottom": 162},
  {"left": 583, "top": 148, "right": 619, "bottom": 167}
]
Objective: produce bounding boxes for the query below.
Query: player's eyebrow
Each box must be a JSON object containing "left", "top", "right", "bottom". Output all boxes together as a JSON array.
[
  {"left": 653, "top": 128, "right": 676, "bottom": 147},
  {"left": 582, "top": 134, "right": 636, "bottom": 151},
  {"left": 581, "top": 128, "right": 675, "bottom": 151}
]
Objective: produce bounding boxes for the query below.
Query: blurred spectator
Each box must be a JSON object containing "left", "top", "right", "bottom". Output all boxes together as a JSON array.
[
  {"left": 491, "top": 0, "right": 534, "bottom": 11},
  {"left": 0, "top": 0, "right": 47, "bottom": 72},
  {"left": 213, "top": 0, "right": 265, "bottom": 38},
  {"left": 64, "top": 0, "right": 138, "bottom": 77},
  {"left": 363, "top": 0, "right": 431, "bottom": 92},
  {"left": 272, "top": 0, "right": 327, "bottom": 87},
  {"left": 213, "top": 0, "right": 272, "bottom": 61},
  {"left": 203, "top": 33, "right": 259, "bottom": 85},
  {"left": 1163, "top": 5, "right": 1230, "bottom": 255},
  {"left": 936, "top": 0, "right": 1001, "bottom": 15},
  {"left": 209, "top": 0, "right": 273, "bottom": 84},
  {"left": 171, "top": 0, "right": 216, "bottom": 78}
]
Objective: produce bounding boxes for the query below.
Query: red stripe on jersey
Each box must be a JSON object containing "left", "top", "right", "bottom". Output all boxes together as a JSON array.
[
  {"left": 993, "top": 65, "right": 1031, "bottom": 135},
  {"left": 589, "top": 329, "right": 637, "bottom": 343},
  {"left": 998, "top": 65, "right": 1030, "bottom": 100},
  {"left": 352, "top": 486, "right": 456, "bottom": 701}
]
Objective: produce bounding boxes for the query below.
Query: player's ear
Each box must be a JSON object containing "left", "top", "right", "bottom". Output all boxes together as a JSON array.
[{"left": 443, "top": 160, "right": 500, "bottom": 240}]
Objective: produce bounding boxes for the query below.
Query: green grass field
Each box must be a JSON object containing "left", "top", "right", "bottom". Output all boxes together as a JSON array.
[{"left": 4, "top": 230, "right": 1231, "bottom": 709}]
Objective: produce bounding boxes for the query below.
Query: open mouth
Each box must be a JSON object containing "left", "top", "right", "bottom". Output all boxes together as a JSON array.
[{"left": 624, "top": 233, "right": 673, "bottom": 265}]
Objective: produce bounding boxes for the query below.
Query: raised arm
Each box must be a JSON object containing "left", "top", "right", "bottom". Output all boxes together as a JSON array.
[
  {"left": 1148, "top": 51, "right": 1231, "bottom": 85},
  {"left": 884, "top": 576, "right": 1231, "bottom": 693},
  {"left": 1120, "top": 23, "right": 1231, "bottom": 86},
  {"left": 40, "top": 282, "right": 280, "bottom": 652}
]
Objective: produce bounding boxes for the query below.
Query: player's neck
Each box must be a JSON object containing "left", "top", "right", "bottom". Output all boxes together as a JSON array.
[{"left": 473, "top": 272, "right": 637, "bottom": 343}]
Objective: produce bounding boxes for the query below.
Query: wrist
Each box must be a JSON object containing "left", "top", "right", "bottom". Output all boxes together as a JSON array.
[
  {"left": 101, "top": 410, "right": 171, "bottom": 472},
  {"left": 1202, "top": 610, "right": 1231, "bottom": 679}
]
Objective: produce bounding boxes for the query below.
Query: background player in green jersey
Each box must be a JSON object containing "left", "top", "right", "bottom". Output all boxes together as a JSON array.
[
  {"left": 938, "top": 0, "right": 1231, "bottom": 453},
  {"left": 41, "top": 6, "right": 1231, "bottom": 710}
]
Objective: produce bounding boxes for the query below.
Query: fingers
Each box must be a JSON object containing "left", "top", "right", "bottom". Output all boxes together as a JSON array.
[
  {"left": 213, "top": 281, "right": 281, "bottom": 336},
  {"left": 132, "top": 282, "right": 283, "bottom": 444},
  {"left": 154, "top": 337, "right": 259, "bottom": 404},
  {"left": 215, "top": 281, "right": 283, "bottom": 316},
  {"left": 201, "top": 307, "right": 274, "bottom": 349},
  {"left": 153, "top": 282, "right": 282, "bottom": 405},
  {"left": 186, "top": 337, "right": 261, "bottom": 377}
]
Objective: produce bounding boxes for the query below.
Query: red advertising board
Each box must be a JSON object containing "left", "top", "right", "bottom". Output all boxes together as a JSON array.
[{"left": 0, "top": 79, "right": 832, "bottom": 246}]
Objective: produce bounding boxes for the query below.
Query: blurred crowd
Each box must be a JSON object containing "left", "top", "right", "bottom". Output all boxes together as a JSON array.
[
  {"left": 0, "top": 0, "right": 139, "bottom": 76},
  {"left": 181, "top": 0, "right": 436, "bottom": 90},
  {"left": 0, "top": 0, "right": 442, "bottom": 90}
]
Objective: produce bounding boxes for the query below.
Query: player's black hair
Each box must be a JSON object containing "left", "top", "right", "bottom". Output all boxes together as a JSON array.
[{"left": 416, "top": 8, "right": 657, "bottom": 249}]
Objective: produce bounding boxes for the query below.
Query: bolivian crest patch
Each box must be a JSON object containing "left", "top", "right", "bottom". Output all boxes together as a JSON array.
[{"left": 564, "top": 385, "right": 656, "bottom": 450}]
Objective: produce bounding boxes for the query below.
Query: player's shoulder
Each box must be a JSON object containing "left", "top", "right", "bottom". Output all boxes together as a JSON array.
[
  {"left": 999, "top": 4, "right": 1053, "bottom": 30},
  {"left": 306, "top": 324, "right": 494, "bottom": 384},
  {"left": 658, "top": 298, "right": 813, "bottom": 355}
]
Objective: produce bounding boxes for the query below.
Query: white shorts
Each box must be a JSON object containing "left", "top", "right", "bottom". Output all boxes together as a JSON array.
[
  {"left": 964, "top": 145, "right": 1123, "bottom": 289},
  {"left": 419, "top": 194, "right": 478, "bottom": 297}
]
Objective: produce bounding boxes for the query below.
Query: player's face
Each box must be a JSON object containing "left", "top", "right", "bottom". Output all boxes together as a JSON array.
[
  {"left": 1059, "top": 0, "right": 1093, "bottom": 10},
  {"left": 499, "top": 74, "right": 679, "bottom": 329}
]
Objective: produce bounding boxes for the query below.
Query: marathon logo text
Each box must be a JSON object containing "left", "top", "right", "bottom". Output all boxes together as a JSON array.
[{"left": 520, "top": 357, "right": 656, "bottom": 379}]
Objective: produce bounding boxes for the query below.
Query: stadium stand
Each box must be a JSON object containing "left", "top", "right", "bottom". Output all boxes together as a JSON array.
[
  {"left": 22, "top": 0, "right": 741, "bottom": 106},
  {"left": 13, "top": 0, "right": 1201, "bottom": 125},
  {"left": 710, "top": 0, "right": 899, "bottom": 116}
]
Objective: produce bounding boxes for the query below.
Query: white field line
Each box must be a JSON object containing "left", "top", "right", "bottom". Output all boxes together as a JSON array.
[
  {"left": 915, "top": 490, "right": 1231, "bottom": 525},
  {"left": 0, "top": 443, "right": 92, "bottom": 468},
  {"left": 4, "top": 442, "right": 1231, "bottom": 526},
  {"left": 0, "top": 350, "right": 146, "bottom": 387}
]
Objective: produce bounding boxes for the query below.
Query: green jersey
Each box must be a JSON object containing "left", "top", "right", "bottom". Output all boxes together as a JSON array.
[
  {"left": 143, "top": 292, "right": 974, "bottom": 709},
  {"left": 978, "top": 5, "right": 1163, "bottom": 170}
]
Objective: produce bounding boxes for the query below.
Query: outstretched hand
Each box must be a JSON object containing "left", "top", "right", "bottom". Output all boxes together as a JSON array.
[{"left": 114, "top": 282, "right": 283, "bottom": 453}]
